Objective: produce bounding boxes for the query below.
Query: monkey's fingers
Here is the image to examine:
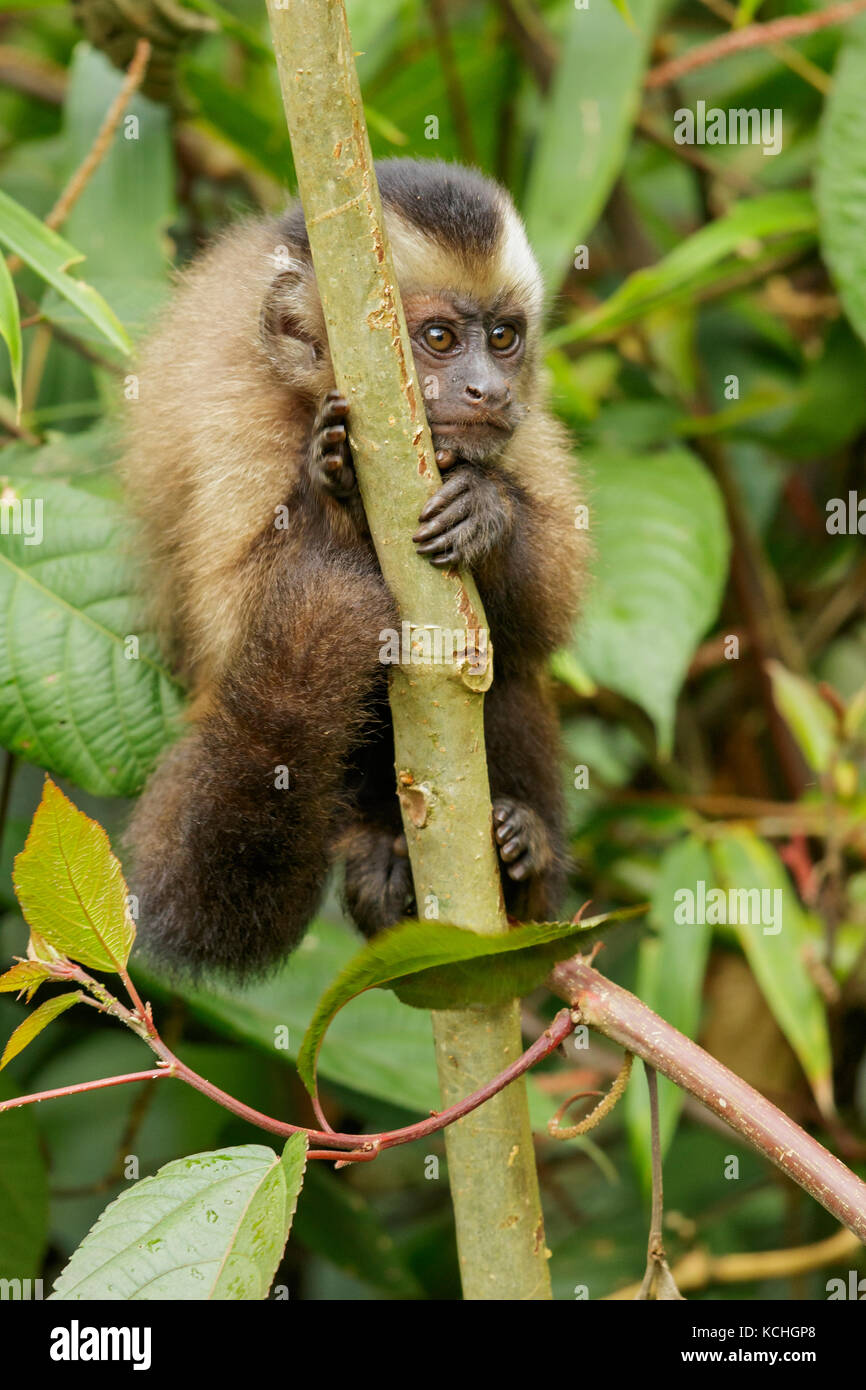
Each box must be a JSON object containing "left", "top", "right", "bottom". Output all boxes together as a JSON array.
[
  {"left": 320, "top": 452, "right": 355, "bottom": 498},
  {"left": 412, "top": 493, "right": 472, "bottom": 545},
  {"left": 416, "top": 470, "right": 471, "bottom": 525},
  {"left": 322, "top": 390, "right": 350, "bottom": 421}
]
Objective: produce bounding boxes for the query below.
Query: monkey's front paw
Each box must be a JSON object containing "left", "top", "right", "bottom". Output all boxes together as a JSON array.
[
  {"left": 310, "top": 389, "right": 356, "bottom": 499},
  {"left": 492, "top": 798, "right": 552, "bottom": 883},
  {"left": 412, "top": 464, "right": 510, "bottom": 569}
]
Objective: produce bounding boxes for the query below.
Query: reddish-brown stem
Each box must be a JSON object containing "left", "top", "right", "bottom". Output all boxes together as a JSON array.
[
  {"left": 0, "top": 1069, "right": 171, "bottom": 1111},
  {"left": 550, "top": 957, "right": 866, "bottom": 1242},
  {"left": 0, "top": 999, "right": 576, "bottom": 1158},
  {"left": 646, "top": 0, "right": 866, "bottom": 89}
]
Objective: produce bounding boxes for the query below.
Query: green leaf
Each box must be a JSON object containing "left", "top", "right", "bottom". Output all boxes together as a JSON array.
[
  {"left": 0, "top": 189, "right": 130, "bottom": 356},
  {"left": 523, "top": 0, "right": 662, "bottom": 287},
  {"left": 0, "top": 478, "right": 185, "bottom": 796},
  {"left": 0, "top": 959, "right": 52, "bottom": 1000},
  {"left": 50, "top": 1138, "right": 308, "bottom": 1300},
  {"left": 626, "top": 836, "right": 713, "bottom": 1189},
  {"left": 0, "top": 1077, "right": 48, "bottom": 1279},
  {"left": 573, "top": 448, "right": 730, "bottom": 753},
  {"left": 817, "top": 16, "right": 866, "bottom": 348},
  {"left": 0, "top": 990, "right": 81, "bottom": 1070},
  {"left": 297, "top": 910, "right": 632, "bottom": 1097},
  {"left": 0, "top": 254, "right": 22, "bottom": 418},
  {"left": 766, "top": 661, "right": 837, "bottom": 774},
  {"left": 711, "top": 828, "right": 834, "bottom": 1117},
  {"left": 14, "top": 778, "right": 135, "bottom": 973},
  {"left": 549, "top": 192, "right": 818, "bottom": 347}
]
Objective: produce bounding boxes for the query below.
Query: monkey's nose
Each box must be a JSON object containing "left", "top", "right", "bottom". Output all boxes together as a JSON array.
[{"left": 463, "top": 382, "right": 511, "bottom": 409}]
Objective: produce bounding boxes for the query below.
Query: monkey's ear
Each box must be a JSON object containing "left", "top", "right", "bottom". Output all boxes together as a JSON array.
[{"left": 260, "top": 267, "right": 330, "bottom": 395}]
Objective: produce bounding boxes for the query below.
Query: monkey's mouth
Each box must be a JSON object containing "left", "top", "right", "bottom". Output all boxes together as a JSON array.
[{"left": 430, "top": 418, "right": 512, "bottom": 434}]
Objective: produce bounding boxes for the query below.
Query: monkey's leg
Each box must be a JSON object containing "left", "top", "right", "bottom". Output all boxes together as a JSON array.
[
  {"left": 126, "top": 556, "right": 396, "bottom": 980},
  {"left": 484, "top": 676, "right": 569, "bottom": 921}
]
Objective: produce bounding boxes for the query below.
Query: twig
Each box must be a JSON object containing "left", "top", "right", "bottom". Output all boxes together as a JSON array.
[
  {"left": 0, "top": 1069, "right": 172, "bottom": 1109},
  {"left": 0, "top": 987, "right": 577, "bottom": 1160},
  {"left": 550, "top": 955, "right": 866, "bottom": 1243},
  {"left": 646, "top": 0, "right": 866, "bottom": 89},
  {"left": 608, "top": 1225, "right": 863, "bottom": 1298},
  {"left": 635, "top": 1065, "right": 684, "bottom": 1298},
  {"left": 697, "top": 0, "right": 833, "bottom": 93},
  {"left": 6, "top": 41, "right": 151, "bottom": 280}
]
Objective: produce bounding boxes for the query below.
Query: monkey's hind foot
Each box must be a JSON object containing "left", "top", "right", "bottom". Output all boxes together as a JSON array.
[
  {"left": 310, "top": 389, "right": 355, "bottom": 498},
  {"left": 341, "top": 824, "right": 416, "bottom": 938},
  {"left": 492, "top": 797, "right": 553, "bottom": 883}
]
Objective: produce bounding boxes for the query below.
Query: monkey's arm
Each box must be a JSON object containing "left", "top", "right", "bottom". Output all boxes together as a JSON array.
[{"left": 483, "top": 675, "right": 570, "bottom": 922}]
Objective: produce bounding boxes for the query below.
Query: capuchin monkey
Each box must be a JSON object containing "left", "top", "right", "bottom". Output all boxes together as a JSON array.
[{"left": 123, "top": 159, "right": 584, "bottom": 980}]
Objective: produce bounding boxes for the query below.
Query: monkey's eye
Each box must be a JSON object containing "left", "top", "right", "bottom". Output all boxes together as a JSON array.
[
  {"left": 489, "top": 322, "right": 519, "bottom": 352},
  {"left": 422, "top": 324, "right": 456, "bottom": 352}
]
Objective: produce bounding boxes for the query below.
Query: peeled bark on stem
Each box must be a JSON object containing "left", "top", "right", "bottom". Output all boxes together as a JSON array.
[{"left": 266, "top": 0, "right": 551, "bottom": 1298}]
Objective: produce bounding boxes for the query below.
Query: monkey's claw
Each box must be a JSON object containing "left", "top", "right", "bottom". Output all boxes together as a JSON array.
[
  {"left": 311, "top": 390, "right": 355, "bottom": 498},
  {"left": 492, "top": 797, "right": 551, "bottom": 882}
]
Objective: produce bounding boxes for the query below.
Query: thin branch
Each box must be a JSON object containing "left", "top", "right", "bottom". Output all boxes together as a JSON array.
[
  {"left": 608, "top": 1225, "right": 863, "bottom": 1299},
  {"left": 0, "top": 1069, "right": 171, "bottom": 1110},
  {"left": 646, "top": 0, "right": 866, "bottom": 89},
  {"left": 0, "top": 957, "right": 578, "bottom": 1160},
  {"left": 6, "top": 41, "right": 151, "bottom": 279},
  {"left": 550, "top": 956, "right": 866, "bottom": 1243}
]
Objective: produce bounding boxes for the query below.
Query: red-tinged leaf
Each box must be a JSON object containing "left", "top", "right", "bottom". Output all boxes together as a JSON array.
[
  {"left": 13, "top": 779, "right": 135, "bottom": 975},
  {"left": 0, "top": 992, "right": 82, "bottom": 1071},
  {"left": 0, "top": 961, "right": 53, "bottom": 1002}
]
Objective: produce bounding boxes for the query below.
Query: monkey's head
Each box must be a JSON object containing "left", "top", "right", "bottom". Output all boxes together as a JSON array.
[{"left": 263, "top": 159, "right": 544, "bottom": 463}]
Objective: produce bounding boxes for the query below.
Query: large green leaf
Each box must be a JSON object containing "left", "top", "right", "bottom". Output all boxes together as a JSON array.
[
  {"left": 14, "top": 779, "right": 135, "bottom": 973},
  {"left": 297, "top": 910, "right": 627, "bottom": 1097},
  {"left": 626, "top": 836, "right": 713, "bottom": 1189},
  {"left": 0, "top": 1078, "right": 48, "bottom": 1280},
  {"left": 549, "top": 192, "right": 818, "bottom": 347},
  {"left": 523, "top": 0, "right": 662, "bottom": 288},
  {"left": 711, "top": 828, "right": 833, "bottom": 1117},
  {"left": 0, "top": 189, "right": 129, "bottom": 356},
  {"left": 135, "top": 917, "right": 556, "bottom": 1128},
  {"left": 50, "top": 1138, "right": 307, "bottom": 1300},
  {"left": 573, "top": 448, "right": 730, "bottom": 753},
  {"left": 0, "top": 478, "right": 184, "bottom": 795},
  {"left": 817, "top": 16, "right": 866, "bottom": 347}
]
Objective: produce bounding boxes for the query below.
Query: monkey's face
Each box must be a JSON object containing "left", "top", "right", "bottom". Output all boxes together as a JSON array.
[{"left": 404, "top": 293, "right": 529, "bottom": 464}]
